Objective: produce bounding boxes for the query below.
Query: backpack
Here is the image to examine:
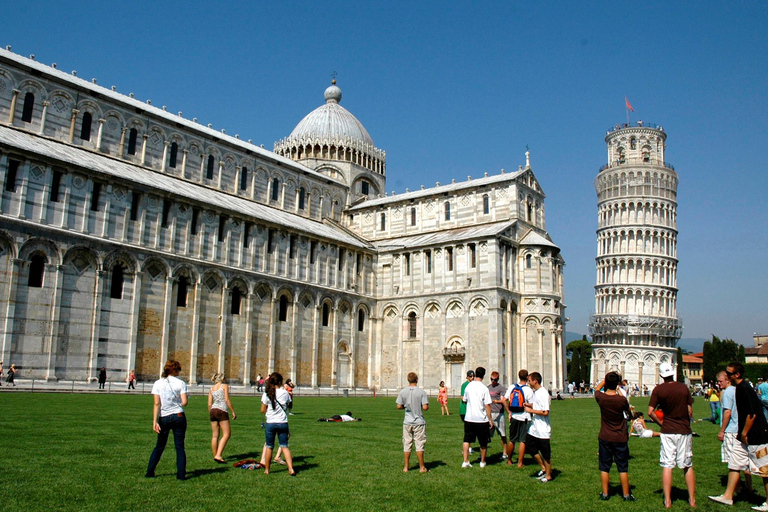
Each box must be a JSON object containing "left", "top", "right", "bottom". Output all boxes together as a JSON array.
[{"left": 509, "top": 384, "right": 525, "bottom": 412}]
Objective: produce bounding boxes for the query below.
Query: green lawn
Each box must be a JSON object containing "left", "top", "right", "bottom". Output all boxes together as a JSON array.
[{"left": 0, "top": 392, "right": 758, "bottom": 511}]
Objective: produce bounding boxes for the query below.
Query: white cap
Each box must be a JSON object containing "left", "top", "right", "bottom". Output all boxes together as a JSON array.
[{"left": 659, "top": 362, "right": 674, "bottom": 378}]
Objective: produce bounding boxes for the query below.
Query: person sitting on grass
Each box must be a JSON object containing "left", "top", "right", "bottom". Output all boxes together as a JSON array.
[
  {"left": 630, "top": 412, "right": 660, "bottom": 438},
  {"left": 317, "top": 412, "right": 362, "bottom": 422}
]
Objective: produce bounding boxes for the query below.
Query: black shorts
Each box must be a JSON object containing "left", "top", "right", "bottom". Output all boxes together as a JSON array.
[
  {"left": 509, "top": 418, "right": 530, "bottom": 443},
  {"left": 463, "top": 421, "right": 491, "bottom": 447},
  {"left": 209, "top": 408, "right": 230, "bottom": 422},
  {"left": 525, "top": 433, "right": 551, "bottom": 462},
  {"left": 598, "top": 439, "right": 629, "bottom": 473}
]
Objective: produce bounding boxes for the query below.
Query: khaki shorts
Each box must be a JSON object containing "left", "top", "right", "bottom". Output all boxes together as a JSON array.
[
  {"left": 748, "top": 443, "right": 768, "bottom": 477},
  {"left": 722, "top": 432, "right": 749, "bottom": 471},
  {"left": 492, "top": 412, "right": 507, "bottom": 438},
  {"left": 403, "top": 423, "right": 426, "bottom": 452},
  {"left": 659, "top": 433, "right": 692, "bottom": 469}
]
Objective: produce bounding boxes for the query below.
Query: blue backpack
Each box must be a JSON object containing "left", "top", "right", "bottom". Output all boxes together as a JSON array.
[{"left": 508, "top": 384, "right": 525, "bottom": 412}]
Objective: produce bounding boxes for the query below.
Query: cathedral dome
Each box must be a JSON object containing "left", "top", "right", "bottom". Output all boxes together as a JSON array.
[{"left": 287, "top": 81, "right": 374, "bottom": 146}]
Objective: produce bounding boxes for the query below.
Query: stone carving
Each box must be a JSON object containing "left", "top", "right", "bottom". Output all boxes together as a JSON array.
[
  {"left": 29, "top": 165, "right": 45, "bottom": 181},
  {"left": 72, "top": 175, "right": 86, "bottom": 189}
]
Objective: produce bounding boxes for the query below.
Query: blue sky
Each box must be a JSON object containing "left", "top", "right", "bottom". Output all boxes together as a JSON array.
[{"left": 3, "top": 1, "right": 766, "bottom": 345}]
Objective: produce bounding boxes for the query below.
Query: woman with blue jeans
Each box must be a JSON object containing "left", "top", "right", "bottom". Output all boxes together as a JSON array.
[
  {"left": 146, "top": 360, "right": 189, "bottom": 480},
  {"left": 260, "top": 372, "right": 295, "bottom": 476}
]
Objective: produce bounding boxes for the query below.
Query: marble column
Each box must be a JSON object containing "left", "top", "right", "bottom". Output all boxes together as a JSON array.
[
  {"left": 7, "top": 89, "right": 20, "bottom": 124},
  {"left": 39, "top": 101, "right": 50, "bottom": 135},
  {"left": 68, "top": 109, "right": 79, "bottom": 143}
]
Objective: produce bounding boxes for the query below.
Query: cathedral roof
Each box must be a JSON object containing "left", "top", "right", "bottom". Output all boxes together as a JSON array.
[
  {"left": 0, "top": 125, "right": 370, "bottom": 249},
  {"left": 519, "top": 229, "right": 560, "bottom": 251},
  {"left": 372, "top": 221, "right": 516, "bottom": 250},
  {"left": 287, "top": 81, "right": 374, "bottom": 146}
]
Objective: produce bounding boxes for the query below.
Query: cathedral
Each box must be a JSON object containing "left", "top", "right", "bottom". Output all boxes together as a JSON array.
[{"left": 0, "top": 47, "right": 566, "bottom": 392}]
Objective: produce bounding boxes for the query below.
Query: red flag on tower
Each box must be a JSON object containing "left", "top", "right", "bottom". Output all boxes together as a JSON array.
[{"left": 625, "top": 97, "right": 635, "bottom": 112}]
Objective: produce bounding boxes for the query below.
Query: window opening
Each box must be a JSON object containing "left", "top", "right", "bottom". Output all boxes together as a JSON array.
[
  {"left": 410, "top": 207, "right": 416, "bottom": 226},
  {"left": 358, "top": 309, "right": 365, "bottom": 332},
  {"left": 279, "top": 296, "right": 289, "bottom": 322},
  {"left": 408, "top": 312, "right": 417, "bottom": 338},
  {"left": 239, "top": 166, "right": 248, "bottom": 190},
  {"left": 21, "top": 92, "right": 34, "bottom": 122},
  {"left": 50, "top": 169, "right": 63, "bottom": 202},
  {"left": 231, "top": 287, "right": 242, "bottom": 315},
  {"left": 127, "top": 128, "right": 138, "bottom": 155},
  {"left": 446, "top": 247, "right": 454, "bottom": 271},
  {"left": 271, "top": 178, "right": 280, "bottom": 201},
  {"left": 176, "top": 276, "right": 188, "bottom": 307},
  {"left": 206, "top": 155, "right": 215, "bottom": 180},
  {"left": 444, "top": 201, "right": 451, "bottom": 221},
  {"left": 322, "top": 303, "right": 330, "bottom": 326},
  {"left": 218, "top": 216, "right": 227, "bottom": 242},
  {"left": 28, "top": 254, "right": 45, "bottom": 287},
  {"left": 110, "top": 265, "right": 124, "bottom": 299},
  {"left": 90, "top": 182, "right": 101, "bottom": 211},
  {"left": 5, "top": 159, "right": 19, "bottom": 192},
  {"left": 169, "top": 142, "right": 178, "bottom": 168},
  {"left": 161, "top": 200, "right": 171, "bottom": 228},
  {"left": 80, "top": 112, "right": 92, "bottom": 141}
]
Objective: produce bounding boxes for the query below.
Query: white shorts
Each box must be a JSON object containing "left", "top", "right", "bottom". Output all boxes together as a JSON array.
[
  {"left": 659, "top": 433, "right": 693, "bottom": 469},
  {"left": 722, "top": 432, "right": 749, "bottom": 471},
  {"left": 492, "top": 412, "right": 507, "bottom": 437},
  {"left": 748, "top": 443, "right": 768, "bottom": 477},
  {"left": 639, "top": 429, "right": 654, "bottom": 438}
]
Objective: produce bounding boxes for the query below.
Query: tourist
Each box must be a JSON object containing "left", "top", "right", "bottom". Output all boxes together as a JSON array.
[
  {"left": 568, "top": 381, "right": 575, "bottom": 399},
  {"left": 284, "top": 378, "right": 295, "bottom": 415},
  {"left": 459, "top": 370, "right": 474, "bottom": 422},
  {"left": 708, "top": 370, "right": 752, "bottom": 506},
  {"left": 396, "top": 372, "right": 429, "bottom": 473},
  {"left": 208, "top": 372, "right": 237, "bottom": 463},
  {"left": 0, "top": 360, "right": 4, "bottom": 386},
  {"left": 461, "top": 367, "right": 493, "bottom": 468},
  {"left": 260, "top": 372, "right": 295, "bottom": 476},
  {"left": 146, "top": 360, "right": 188, "bottom": 480},
  {"left": 728, "top": 362, "right": 768, "bottom": 511},
  {"left": 6, "top": 364, "right": 17, "bottom": 386},
  {"left": 505, "top": 369, "right": 534, "bottom": 467},
  {"left": 708, "top": 383, "right": 721, "bottom": 423},
  {"left": 648, "top": 362, "right": 695, "bottom": 508},
  {"left": 128, "top": 369, "right": 136, "bottom": 390},
  {"left": 256, "top": 373, "right": 263, "bottom": 392},
  {"left": 629, "top": 412, "right": 659, "bottom": 438},
  {"left": 98, "top": 367, "right": 107, "bottom": 389},
  {"left": 438, "top": 381, "right": 450, "bottom": 415},
  {"left": 488, "top": 371, "right": 508, "bottom": 458},
  {"left": 594, "top": 372, "right": 635, "bottom": 501},
  {"left": 757, "top": 376, "right": 768, "bottom": 420},
  {"left": 525, "top": 371, "right": 553, "bottom": 482}
]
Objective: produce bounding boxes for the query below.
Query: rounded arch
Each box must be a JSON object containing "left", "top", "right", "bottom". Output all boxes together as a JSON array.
[
  {"left": 76, "top": 99, "right": 103, "bottom": 119},
  {"left": 0, "top": 230, "right": 17, "bottom": 259},
  {"left": 18, "top": 78, "right": 46, "bottom": 98},
  {"left": 61, "top": 245, "right": 99, "bottom": 268},
  {"left": 140, "top": 257, "right": 171, "bottom": 278},
  {"left": 18, "top": 237, "right": 60, "bottom": 264},
  {"left": 171, "top": 263, "right": 199, "bottom": 282}
]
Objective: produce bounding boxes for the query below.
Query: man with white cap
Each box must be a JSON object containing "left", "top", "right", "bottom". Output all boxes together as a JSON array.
[{"left": 648, "top": 362, "right": 696, "bottom": 508}]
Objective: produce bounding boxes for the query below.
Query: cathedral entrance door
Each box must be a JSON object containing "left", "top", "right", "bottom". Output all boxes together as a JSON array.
[
  {"left": 337, "top": 354, "right": 350, "bottom": 388},
  {"left": 451, "top": 363, "right": 463, "bottom": 393}
]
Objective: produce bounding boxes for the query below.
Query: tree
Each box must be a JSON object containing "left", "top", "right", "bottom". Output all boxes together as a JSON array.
[
  {"left": 701, "top": 335, "right": 746, "bottom": 383},
  {"left": 567, "top": 336, "right": 592, "bottom": 384},
  {"left": 677, "top": 346, "right": 685, "bottom": 381}
]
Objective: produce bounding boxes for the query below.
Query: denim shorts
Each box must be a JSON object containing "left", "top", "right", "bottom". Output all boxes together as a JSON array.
[{"left": 265, "top": 422, "right": 290, "bottom": 448}]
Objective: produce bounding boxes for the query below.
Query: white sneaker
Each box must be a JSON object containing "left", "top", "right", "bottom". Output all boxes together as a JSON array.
[
  {"left": 502, "top": 454, "right": 508, "bottom": 460},
  {"left": 468, "top": 447, "right": 473, "bottom": 454},
  {"left": 539, "top": 475, "right": 550, "bottom": 483},
  {"left": 752, "top": 503, "right": 768, "bottom": 511},
  {"left": 479, "top": 462, "right": 486, "bottom": 468},
  {"left": 708, "top": 495, "right": 733, "bottom": 506},
  {"left": 461, "top": 461, "right": 472, "bottom": 468}
]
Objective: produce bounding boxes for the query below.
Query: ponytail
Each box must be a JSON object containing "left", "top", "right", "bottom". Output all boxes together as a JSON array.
[{"left": 265, "top": 372, "right": 284, "bottom": 410}]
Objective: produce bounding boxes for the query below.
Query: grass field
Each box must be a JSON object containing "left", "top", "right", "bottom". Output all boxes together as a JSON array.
[{"left": 0, "top": 391, "right": 761, "bottom": 511}]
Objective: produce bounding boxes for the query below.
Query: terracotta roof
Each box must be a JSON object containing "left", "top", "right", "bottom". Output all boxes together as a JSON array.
[
  {"left": 683, "top": 355, "right": 702, "bottom": 363},
  {"left": 746, "top": 347, "right": 761, "bottom": 355}
]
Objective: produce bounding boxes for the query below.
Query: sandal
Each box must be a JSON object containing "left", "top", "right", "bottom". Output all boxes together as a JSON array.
[{"left": 273, "top": 458, "right": 287, "bottom": 465}]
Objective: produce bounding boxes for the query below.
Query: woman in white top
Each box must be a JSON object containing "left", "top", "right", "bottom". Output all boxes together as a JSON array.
[
  {"left": 146, "top": 360, "right": 189, "bottom": 480},
  {"left": 260, "top": 372, "right": 295, "bottom": 476},
  {"left": 208, "top": 372, "right": 237, "bottom": 463}
]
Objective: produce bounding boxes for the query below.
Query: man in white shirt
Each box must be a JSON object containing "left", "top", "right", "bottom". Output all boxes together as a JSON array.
[
  {"left": 505, "top": 369, "right": 535, "bottom": 467},
  {"left": 462, "top": 366, "right": 494, "bottom": 468},
  {"left": 525, "top": 371, "right": 553, "bottom": 482}
]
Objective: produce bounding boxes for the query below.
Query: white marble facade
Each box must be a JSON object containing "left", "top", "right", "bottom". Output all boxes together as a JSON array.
[
  {"left": 589, "top": 123, "right": 682, "bottom": 389},
  {"left": 0, "top": 48, "right": 566, "bottom": 391}
]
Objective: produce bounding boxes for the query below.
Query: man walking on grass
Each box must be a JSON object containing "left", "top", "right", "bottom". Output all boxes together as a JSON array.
[
  {"left": 525, "top": 371, "right": 553, "bottom": 482},
  {"left": 488, "top": 371, "right": 508, "bottom": 459},
  {"left": 726, "top": 362, "right": 768, "bottom": 511},
  {"left": 709, "top": 369, "right": 753, "bottom": 506},
  {"left": 595, "top": 371, "right": 635, "bottom": 501},
  {"left": 462, "top": 367, "right": 493, "bottom": 468},
  {"left": 505, "top": 369, "right": 534, "bottom": 467},
  {"left": 648, "top": 362, "right": 695, "bottom": 508},
  {"left": 396, "top": 372, "right": 429, "bottom": 473}
]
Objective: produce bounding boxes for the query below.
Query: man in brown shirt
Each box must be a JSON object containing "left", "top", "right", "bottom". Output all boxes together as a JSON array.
[
  {"left": 648, "top": 362, "right": 695, "bottom": 508},
  {"left": 595, "top": 371, "right": 634, "bottom": 501}
]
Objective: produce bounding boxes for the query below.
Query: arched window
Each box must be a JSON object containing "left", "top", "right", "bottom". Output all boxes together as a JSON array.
[
  {"left": 322, "top": 303, "right": 330, "bottom": 327},
  {"left": 444, "top": 201, "right": 451, "bottom": 221},
  {"left": 630, "top": 138, "right": 637, "bottom": 150},
  {"left": 358, "top": 309, "right": 365, "bottom": 332},
  {"left": 206, "top": 155, "right": 215, "bottom": 180},
  {"left": 28, "top": 254, "right": 45, "bottom": 287},
  {"left": 271, "top": 178, "right": 280, "bottom": 201},
  {"left": 110, "top": 264, "right": 124, "bottom": 299},
  {"left": 298, "top": 187, "right": 306, "bottom": 210},
  {"left": 176, "top": 276, "right": 188, "bottom": 307},
  {"left": 410, "top": 207, "right": 416, "bottom": 226},
  {"left": 127, "top": 128, "right": 138, "bottom": 155},
  {"left": 361, "top": 180, "right": 369, "bottom": 195},
  {"left": 80, "top": 112, "right": 92, "bottom": 141},
  {"left": 408, "top": 312, "right": 417, "bottom": 338},
  {"left": 380, "top": 212, "right": 386, "bottom": 231},
  {"left": 231, "top": 287, "right": 242, "bottom": 315},
  {"left": 239, "top": 166, "right": 248, "bottom": 190},
  {"left": 525, "top": 254, "right": 532, "bottom": 269},
  {"left": 279, "top": 295, "right": 288, "bottom": 322},
  {"left": 169, "top": 142, "right": 178, "bottom": 168},
  {"left": 483, "top": 194, "right": 490, "bottom": 214},
  {"left": 21, "top": 92, "right": 35, "bottom": 122}
]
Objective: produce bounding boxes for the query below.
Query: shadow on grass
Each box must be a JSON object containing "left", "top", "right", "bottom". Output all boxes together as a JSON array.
[
  {"left": 229, "top": 451, "right": 261, "bottom": 460},
  {"left": 292, "top": 455, "right": 319, "bottom": 473},
  {"left": 653, "top": 486, "right": 694, "bottom": 506},
  {"left": 424, "top": 460, "right": 447, "bottom": 471}
]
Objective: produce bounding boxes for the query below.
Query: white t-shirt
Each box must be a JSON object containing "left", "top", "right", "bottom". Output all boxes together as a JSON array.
[
  {"left": 151, "top": 376, "right": 188, "bottom": 417},
  {"left": 505, "top": 383, "right": 535, "bottom": 421},
  {"left": 262, "top": 388, "right": 291, "bottom": 423},
  {"left": 463, "top": 380, "right": 492, "bottom": 423},
  {"left": 528, "top": 386, "right": 551, "bottom": 439}
]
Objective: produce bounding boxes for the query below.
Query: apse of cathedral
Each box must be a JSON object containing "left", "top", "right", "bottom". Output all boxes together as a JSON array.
[{"left": 0, "top": 47, "right": 566, "bottom": 391}]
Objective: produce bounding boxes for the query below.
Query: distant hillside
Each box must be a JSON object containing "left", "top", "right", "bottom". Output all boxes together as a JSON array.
[
  {"left": 566, "top": 331, "right": 588, "bottom": 343},
  {"left": 677, "top": 338, "right": 707, "bottom": 354}
]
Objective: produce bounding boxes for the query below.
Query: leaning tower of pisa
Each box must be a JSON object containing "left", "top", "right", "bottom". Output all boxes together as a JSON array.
[{"left": 588, "top": 122, "right": 682, "bottom": 390}]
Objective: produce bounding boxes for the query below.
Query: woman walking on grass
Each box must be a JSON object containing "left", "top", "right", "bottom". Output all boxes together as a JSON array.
[
  {"left": 438, "top": 381, "right": 450, "bottom": 415},
  {"left": 146, "top": 360, "right": 188, "bottom": 480},
  {"left": 260, "top": 372, "right": 295, "bottom": 476},
  {"left": 209, "top": 372, "right": 236, "bottom": 463}
]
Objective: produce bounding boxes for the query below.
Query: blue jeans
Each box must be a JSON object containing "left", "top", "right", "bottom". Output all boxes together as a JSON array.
[
  {"left": 265, "top": 422, "right": 290, "bottom": 448},
  {"left": 709, "top": 401, "right": 719, "bottom": 422},
  {"left": 147, "top": 413, "right": 187, "bottom": 479}
]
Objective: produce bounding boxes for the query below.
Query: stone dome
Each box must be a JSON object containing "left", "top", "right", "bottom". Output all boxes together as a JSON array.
[{"left": 287, "top": 81, "right": 374, "bottom": 147}]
